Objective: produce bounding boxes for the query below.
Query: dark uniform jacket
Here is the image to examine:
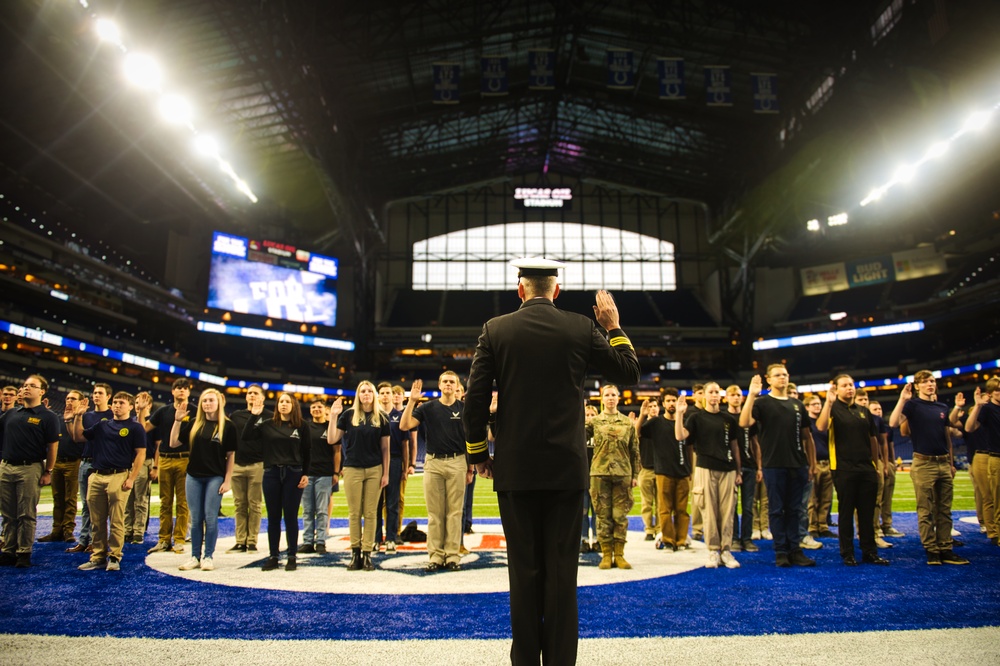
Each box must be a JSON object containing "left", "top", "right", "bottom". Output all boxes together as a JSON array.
[{"left": 463, "top": 297, "right": 640, "bottom": 492}]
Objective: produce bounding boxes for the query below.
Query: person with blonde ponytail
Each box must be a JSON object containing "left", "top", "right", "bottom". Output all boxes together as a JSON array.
[
  {"left": 328, "top": 381, "right": 389, "bottom": 571},
  {"left": 169, "top": 389, "right": 236, "bottom": 572}
]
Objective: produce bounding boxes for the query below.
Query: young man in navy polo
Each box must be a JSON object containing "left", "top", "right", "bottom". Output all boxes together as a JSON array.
[
  {"left": 77, "top": 392, "right": 146, "bottom": 572},
  {"left": 0, "top": 374, "right": 61, "bottom": 568},
  {"left": 65, "top": 383, "right": 113, "bottom": 555}
]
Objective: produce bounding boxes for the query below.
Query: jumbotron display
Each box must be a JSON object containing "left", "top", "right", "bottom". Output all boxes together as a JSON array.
[{"left": 207, "top": 231, "right": 339, "bottom": 327}]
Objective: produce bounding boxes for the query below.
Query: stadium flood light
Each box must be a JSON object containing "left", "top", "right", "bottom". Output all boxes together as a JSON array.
[{"left": 123, "top": 53, "right": 162, "bottom": 89}]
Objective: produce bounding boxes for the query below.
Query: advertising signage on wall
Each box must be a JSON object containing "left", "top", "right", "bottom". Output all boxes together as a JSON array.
[
  {"left": 801, "top": 248, "right": 946, "bottom": 296},
  {"left": 513, "top": 187, "right": 573, "bottom": 209}
]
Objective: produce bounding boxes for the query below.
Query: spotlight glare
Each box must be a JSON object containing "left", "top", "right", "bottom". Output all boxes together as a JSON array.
[
  {"left": 860, "top": 187, "right": 885, "bottom": 207},
  {"left": 827, "top": 213, "right": 848, "bottom": 227},
  {"left": 158, "top": 95, "right": 193, "bottom": 125},
  {"left": 123, "top": 53, "right": 162, "bottom": 89},
  {"left": 894, "top": 164, "right": 916, "bottom": 183},
  {"left": 193, "top": 135, "right": 219, "bottom": 158},
  {"left": 964, "top": 110, "right": 991, "bottom": 132},
  {"left": 926, "top": 141, "right": 949, "bottom": 159},
  {"left": 806, "top": 219, "right": 821, "bottom": 232},
  {"left": 95, "top": 19, "right": 122, "bottom": 45}
]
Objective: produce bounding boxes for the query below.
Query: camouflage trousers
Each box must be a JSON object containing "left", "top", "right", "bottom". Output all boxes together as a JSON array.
[{"left": 590, "top": 475, "right": 633, "bottom": 544}]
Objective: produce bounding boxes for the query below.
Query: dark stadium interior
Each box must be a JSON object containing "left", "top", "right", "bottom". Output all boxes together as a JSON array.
[{"left": 1, "top": 0, "right": 999, "bottom": 409}]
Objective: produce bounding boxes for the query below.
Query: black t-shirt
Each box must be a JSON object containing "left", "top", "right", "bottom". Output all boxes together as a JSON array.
[
  {"left": 730, "top": 414, "right": 758, "bottom": 468},
  {"left": 57, "top": 419, "right": 85, "bottom": 461},
  {"left": 337, "top": 409, "right": 390, "bottom": 469},
  {"left": 638, "top": 419, "right": 656, "bottom": 469},
  {"left": 901, "top": 398, "right": 950, "bottom": 456},
  {"left": 685, "top": 409, "right": 739, "bottom": 472},
  {"left": 0, "top": 405, "right": 61, "bottom": 461},
  {"left": 643, "top": 416, "right": 690, "bottom": 478},
  {"left": 81, "top": 409, "right": 114, "bottom": 458},
  {"left": 974, "top": 402, "right": 1000, "bottom": 453},
  {"left": 230, "top": 408, "right": 272, "bottom": 465},
  {"left": 411, "top": 399, "right": 466, "bottom": 456},
  {"left": 829, "top": 400, "right": 878, "bottom": 472},
  {"left": 149, "top": 403, "right": 194, "bottom": 453},
  {"left": 307, "top": 420, "right": 335, "bottom": 476},
  {"left": 178, "top": 419, "right": 237, "bottom": 478},
  {"left": 387, "top": 408, "right": 411, "bottom": 459},
  {"left": 810, "top": 416, "right": 830, "bottom": 461},
  {"left": 84, "top": 418, "right": 145, "bottom": 470},
  {"left": 751, "top": 395, "right": 808, "bottom": 469},
  {"left": 241, "top": 416, "right": 312, "bottom": 470}
]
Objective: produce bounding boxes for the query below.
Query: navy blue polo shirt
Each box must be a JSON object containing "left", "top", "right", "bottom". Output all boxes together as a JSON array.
[
  {"left": 0, "top": 405, "right": 61, "bottom": 461},
  {"left": 411, "top": 400, "right": 466, "bottom": 456},
  {"left": 81, "top": 409, "right": 113, "bottom": 458},
  {"left": 338, "top": 409, "right": 390, "bottom": 469},
  {"left": 810, "top": 416, "right": 829, "bottom": 461},
  {"left": 387, "top": 408, "right": 411, "bottom": 459},
  {"left": 83, "top": 418, "right": 145, "bottom": 470},
  {"left": 901, "top": 398, "right": 950, "bottom": 456},
  {"left": 974, "top": 402, "right": 1000, "bottom": 453}
]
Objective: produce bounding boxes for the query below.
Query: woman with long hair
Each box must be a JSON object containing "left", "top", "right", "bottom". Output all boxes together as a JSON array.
[
  {"left": 170, "top": 389, "right": 236, "bottom": 572},
  {"left": 329, "top": 381, "right": 389, "bottom": 571},
  {"left": 242, "top": 391, "right": 312, "bottom": 571}
]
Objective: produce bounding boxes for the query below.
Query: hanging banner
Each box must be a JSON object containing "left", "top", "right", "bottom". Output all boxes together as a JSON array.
[
  {"left": 432, "top": 62, "right": 460, "bottom": 104},
  {"left": 704, "top": 65, "right": 732, "bottom": 106},
  {"left": 607, "top": 49, "right": 634, "bottom": 89},
  {"left": 528, "top": 49, "right": 556, "bottom": 90},
  {"left": 751, "top": 72, "right": 779, "bottom": 114},
  {"left": 892, "top": 247, "right": 947, "bottom": 280},
  {"left": 657, "top": 58, "right": 685, "bottom": 99},
  {"left": 481, "top": 56, "right": 508, "bottom": 96},
  {"left": 801, "top": 262, "right": 849, "bottom": 296},
  {"left": 847, "top": 256, "right": 895, "bottom": 288}
]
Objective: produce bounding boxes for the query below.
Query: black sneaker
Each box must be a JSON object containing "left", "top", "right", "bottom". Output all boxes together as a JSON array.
[
  {"left": 315, "top": 543, "right": 327, "bottom": 554},
  {"left": 819, "top": 529, "right": 837, "bottom": 538},
  {"left": 842, "top": 555, "right": 858, "bottom": 566},
  {"left": 247, "top": 544, "right": 258, "bottom": 552},
  {"left": 444, "top": 561, "right": 460, "bottom": 571},
  {"left": 285, "top": 556, "right": 297, "bottom": 571},
  {"left": 425, "top": 562, "right": 443, "bottom": 573},
  {"left": 926, "top": 551, "right": 942, "bottom": 565},
  {"left": 789, "top": 551, "right": 816, "bottom": 567},
  {"left": 0, "top": 552, "right": 17, "bottom": 566},
  {"left": 940, "top": 551, "right": 969, "bottom": 565},
  {"left": 775, "top": 553, "right": 791, "bottom": 568},
  {"left": 226, "top": 544, "right": 247, "bottom": 553},
  {"left": 262, "top": 557, "right": 280, "bottom": 572},
  {"left": 580, "top": 540, "right": 590, "bottom": 554},
  {"left": 742, "top": 540, "right": 759, "bottom": 552},
  {"left": 14, "top": 553, "right": 31, "bottom": 568},
  {"left": 951, "top": 539, "right": 964, "bottom": 548},
  {"left": 298, "top": 544, "right": 315, "bottom": 554}
]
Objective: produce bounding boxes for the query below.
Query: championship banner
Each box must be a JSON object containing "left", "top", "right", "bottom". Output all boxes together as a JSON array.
[
  {"left": 607, "top": 49, "right": 635, "bottom": 89},
  {"left": 481, "top": 56, "right": 508, "bottom": 96},
  {"left": 751, "top": 72, "right": 779, "bottom": 114},
  {"left": 657, "top": 58, "right": 685, "bottom": 99},
  {"left": 801, "top": 262, "right": 849, "bottom": 296},
  {"left": 528, "top": 49, "right": 555, "bottom": 90},
  {"left": 704, "top": 65, "right": 732, "bottom": 106},
  {"left": 847, "top": 256, "right": 895, "bottom": 288},
  {"left": 432, "top": 63, "right": 460, "bottom": 104},
  {"left": 893, "top": 247, "right": 947, "bottom": 280}
]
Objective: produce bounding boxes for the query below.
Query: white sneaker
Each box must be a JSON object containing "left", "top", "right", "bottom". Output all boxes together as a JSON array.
[
  {"left": 178, "top": 557, "right": 200, "bottom": 571},
  {"left": 105, "top": 557, "right": 120, "bottom": 572},
  {"left": 800, "top": 535, "right": 823, "bottom": 550},
  {"left": 720, "top": 551, "right": 741, "bottom": 569},
  {"left": 884, "top": 527, "right": 905, "bottom": 537},
  {"left": 979, "top": 525, "right": 987, "bottom": 534},
  {"left": 875, "top": 537, "right": 893, "bottom": 549},
  {"left": 751, "top": 529, "right": 762, "bottom": 540},
  {"left": 200, "top": 557, "right": 214, "bottom": 571},
  {"left": 705, "top": 551, "right": 721, "bottom": 569},
  {"left": 762, "top": 529, "right": 773, "bottom": 540}
]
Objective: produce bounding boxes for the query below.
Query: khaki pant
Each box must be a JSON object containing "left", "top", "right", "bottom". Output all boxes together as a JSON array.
[
  {"left": 880, "top": 462, "right": 897, "bottom": 530},
  {"left": 691, "top": 474, "right": 703, "bottom": 537},
  {"left": 872, "top": 460, "right": 885, "bottom": 533},
  {"left": 231, "top": 462, "right": 264, "bottom": 547},
  {"left": 910, "top": 455, "right": 954, "bottom": 552},
  {"left": 343, "top": 465, "right": 382, "bottom": 551},
  {"left": 88, "top": 471, "right": 130, "bottom": 562},
  {"left": 753, "top": 476, "right": 769, "bottom": 531},
  {"left": 969, "top": 454, "right": 987, "bottom": 530},
  {"left": 157, "top": 457, "right": 189, "bottom": 545},
  {"left": 695, "top": 467, "right": 737, "bottom": 552},
  {"left": 424, "top": 454, "right": 467, "bottom": 565},
  {"left": 0, "top": 461, "right": 43, "bottom": 555},
  {"left": 637, "top": 467, "right": 658, "bottom": 535},
  {"left": 397, "top": 473, "right": 408, "bottom": 534},
  {"left": 988, "top": 455, "right": 1000, "bottom": 539},
  {"left": 52, "top": 459, "right": 80, "bottom": 539},
  {"left": 808, "top": 460, "right": 833, "bottom": 533},
  {"left": 124, "top": 459, "right": 152, "bottom": 540},
  {"left": 655, "top": 474, "right": 690, "bottom": 547}
]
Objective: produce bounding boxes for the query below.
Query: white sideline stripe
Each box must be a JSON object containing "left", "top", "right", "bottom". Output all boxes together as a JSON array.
[{"left": 3, "top": 627, "right": 999, "bottom": 665}]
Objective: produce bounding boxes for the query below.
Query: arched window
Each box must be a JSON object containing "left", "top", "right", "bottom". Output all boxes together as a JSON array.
[{"left": 412, "top": 222, "right": 675, "bottom": 291}]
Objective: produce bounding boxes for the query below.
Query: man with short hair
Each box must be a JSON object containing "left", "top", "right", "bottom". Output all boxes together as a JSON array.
[
  {"left": 391, "top": 385, "right": 416, "bottom": 534},
  {"left": 635, "top": 398, "right": 659, "bottom": 541},
  {"left": 0, "top": 386, "right": 17, "bottom": 412},
  {"left": 870, "top": 400, "right": 902, "bottom": 538},
  {"left": 805, "top": 394, "right": 836, "bottom": 539},
  {"left": 727, "top": 385, "right": 761, "bottom": 552},
  {"left": 965, "top": 378, "right": 1000, "bottom": 546},
  {"left": 124, "top": 391, "right": 154, "bottom": 544},
  {"left": 145, "top": 378, "right": 193, "bottom": 554},
  {"left": 401, "top": 371, "right": 471, "bottom": 572},
  {"left": 892, "top": 371, "right": 968, "bottom": 565},
  {"left": 740, "top": 364, "right": 817, "bottom": 568},
  {"left": 0, "top": 375, "right": 60, "bottom": 567},
  {"left": 687, "top": 384, "right": 706, "bottom": 543},
  {"left": 638, "top": 389, "right": 692, "bottom": 552},
  {"left": 39, "top": 390, "right": 86, "bottom": 543},
  {"left": 66, "top": 383, "right": 113, "bottom": 554},
  {"left": 227, "top": 384, "right": 271, "bottom": 553},
  {"left": 376, "top": 382, "right": 412, "bottom": 552},
  {"left": 77, "top": 392, "right": 146, "bottom": 572},
  {"left": 857, "top": 391, "right": 892, "bottom": 549},
  {"left": 463, "top": 258, "right": 639, "bottom": 664}
]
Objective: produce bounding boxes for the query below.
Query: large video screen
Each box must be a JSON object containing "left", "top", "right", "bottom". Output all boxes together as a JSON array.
[{"left": 207, "top": 232, "right": 338, "bottom": 327}]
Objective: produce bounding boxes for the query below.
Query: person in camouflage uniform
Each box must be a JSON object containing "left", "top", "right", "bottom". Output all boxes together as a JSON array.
[{"left": 587, "top": 384, "right": 639, "bottom": 569}]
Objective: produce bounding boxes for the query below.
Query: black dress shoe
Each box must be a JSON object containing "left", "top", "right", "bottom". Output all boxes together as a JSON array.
[
  {"left": 347, "top": 548, "right": 363, "bottom": 571},
  {"left": 862, "top": 553, "right": 890, "bottom": 565},
  {"left": 819, "top": 530, "right": 837, "bottom": 539},
  {"left": 285, "top": 556, "right": 297, "bottom": 571},
  {"left": 951, "top": 539, "right": 964, "bottom": 548},
  {"left": 789, "top": 551, "right": 816, "bottom": 567},
  {"left": 644, "top": 534, "right": 655, "bottom": 541},
  {"left": 775, "top": 553, "right": 791, "bottom": 568},
  {"left": 37, "top": 533, "right": 60, "bottom": 543},
  {"left": 425, "top": 562, "right": 443, "bottom": 572},
  {"left": 298, "top": 544, "right": 315, "bottom": 554},
  {"left": 15, "top": 553, "right": 31, "bottom": 568},
  {"left": 262, "top": 557, "right": 280, "bottom": 571},
  {"left": 0, "top": 552, "right": 17, "bottom": 566},
  {"left": 842, "top": 555, "right": 858, "bottom": 566},
  {"left": 444, "top": 561, "right": 460, "bottom": 571},
  {"left": 227, "top": 544, "right": 247, "bottom": 553}
]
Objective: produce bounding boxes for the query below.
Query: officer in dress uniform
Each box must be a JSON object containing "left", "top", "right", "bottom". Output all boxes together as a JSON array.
[{"left": 463, "top": 257, "right": 640, "bottom": 666}]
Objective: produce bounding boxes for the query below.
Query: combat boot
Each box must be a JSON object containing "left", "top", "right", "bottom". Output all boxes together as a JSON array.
[
  {"left": 598, "top": 542, "right": 613, "bottom": 569},
  {"left": 347, "top": 548, "right": 363, "bottom": 571},
  {"left": 614, "top": 540, "right": 632, "bottom": 569}
]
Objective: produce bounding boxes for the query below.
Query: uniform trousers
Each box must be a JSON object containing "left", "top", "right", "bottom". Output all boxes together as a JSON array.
[
  {"left": 589, "top": 475, "right": 632, "bottom": 544},
  {"left": 423, "top": 454, "right": 467, "bottom": 565},
  {"left": 752, "top": 477, "right": 769, "bottom": 532},
  {"left": 733, "top": 468, "right": 756, "bottom": 543},
  {"left": 655, "top": 474, "right": 690, "bottom": 547},
  {"left": 497, "top": 488, "right": 584, "bottom": 666},
  {"left": 87, "top": 470, "right": 130, "bottom": 562},
  {"left": 910, "top": 454, "right": 955, "bottom": 553},
  {"left": 157, "top": 456, "right": 189, "bottom": 546},
  {"left": 969, "top": 453, "right": 989, "bottom": 532},
  {"left": 77, "top": 460, "right": 94, "bottom": 545},
  {"left": 879, "top": 461, "right": 897, "bottom": 530},
  {"left": 51, "top": 459, "right": 80, "bottom": 539},
  {"left": 231, "top": 461, "right": 264, "bottom": 547},
  {"left": 637, "top": 467, "right": 658, "bottom": 535},
  {"left": 808, "top": 461, "right": 833, "bottom": 533},
  {"left": 695, "top": 467, "right": 737, "bottom": 552},
  {"left": 832, "top": 467, "right": 878, "bottom": 558},
  {"left": 343, "top": 465, "right": 381, "bottom": 552},
  {"left": 762, "top": 466, "right": 807, "bottom": 555},
  {"left": 262, "top": 465, "right": 305, "bottom": 558},
  {"left": 988, "top": 455, "right": 1000, "bottom": 538},
  {"left": 0, "top": 461, "right": 42, "bottom": 555},
  {"left": 124, "top": 458, "right": 152, "bottom": 541},
  {"left": 872, "top": 460, "right": 885, "bottom": 534}
]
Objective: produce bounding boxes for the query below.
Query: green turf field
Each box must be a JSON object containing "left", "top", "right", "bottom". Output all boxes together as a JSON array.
[{"left": 36, "top": 470, "right": 977, "bottom": 520}]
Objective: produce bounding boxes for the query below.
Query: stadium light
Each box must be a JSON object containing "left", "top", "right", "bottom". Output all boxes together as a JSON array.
[
  {"left": 193, "top": 135, "right": 219, "bottom": 159},
  {"left": 158, "top": 94, "right": 193, "bottom": 125},
  {"left": 925, "top": 141, "right": 949, "bottom": 160},
  {"left": 963, "top": 110, "right": 992, "bottom": 133},
  {"left": 123, "top": 53, "right": 162, "bottom": 89},
  {"left": 827, "top": 212, "right": 848, "bottom": 227},
  {"left": 893, "top": 164, "right": 916, "bottom": 184},
  {"left": 806, "top": 219, "right": 821, "bottom": 232},
  {"left": 94, "top": 19, "right": 123, "bottom": 47}
]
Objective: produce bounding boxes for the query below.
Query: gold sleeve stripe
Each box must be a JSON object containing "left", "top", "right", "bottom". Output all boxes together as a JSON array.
[
  {"left": 609, "top": 335, "right": 633, "bottom": 349},
  {"left": 466, "top": 440, "right": 488, "bottom": 454}
]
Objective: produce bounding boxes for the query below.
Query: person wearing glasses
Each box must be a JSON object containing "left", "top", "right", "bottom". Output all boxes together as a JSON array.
[{"left": 0, "top": 375, "right": 61, "bottom": 568}]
